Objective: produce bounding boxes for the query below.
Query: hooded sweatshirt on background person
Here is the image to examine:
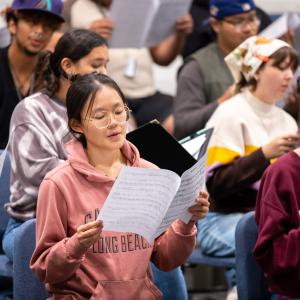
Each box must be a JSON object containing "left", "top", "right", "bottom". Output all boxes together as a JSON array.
[
  {"left": 254, "top": 151, "right": 300, "bottom": 297},
  {"left": 30, "top": 139, "right": 196, "bottom": 300}
]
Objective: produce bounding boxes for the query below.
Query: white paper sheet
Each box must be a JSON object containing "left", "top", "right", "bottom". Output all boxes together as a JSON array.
[
  {"left": 145, "top": 0, "right": 192, "bottom": 47},
  {"left": 0, "top": 146, "right": 8, "bottom": 177},
  {"left": 0, "top": 0, "right": 12, "bottom": 28},
  {"left": 108, "top": 0, "right": 159, "bottom": 48},
  {"left": 181, "top": 134, "right": 206, "bottom": 159},
  {"left": 260, "top": 13, "right": 300, "bottom": 39},
  {"left": 98, "top": 167, "right": 181, "bottom": 243},
  {"left": 98, "top": 153, "right": 207, "bottom": 243},
  {"left": 155, "top": 153, "right": 207, "bottom": 238},
  {"left": 108, "top": 0, "right": 192, "bottom": 48}
]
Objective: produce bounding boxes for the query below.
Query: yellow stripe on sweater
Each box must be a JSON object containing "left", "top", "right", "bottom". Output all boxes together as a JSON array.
[
  {"left": 207, "top": 145, "right": 259, "bottom": 166},
  {"left": 245, "top": 145, "right": 259, "bottom": 155}
]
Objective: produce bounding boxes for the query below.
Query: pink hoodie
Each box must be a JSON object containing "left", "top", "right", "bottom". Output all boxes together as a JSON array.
[{"left": 30, "top": 139, "right": 196, "bottom": 300}]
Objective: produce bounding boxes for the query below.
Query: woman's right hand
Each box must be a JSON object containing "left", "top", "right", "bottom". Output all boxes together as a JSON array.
[
  {"left": 77, "top": 220, "right": 103, "bottom": 248},
  {"left": 262, "top": 133, "right": 300, "bottom": 160}
]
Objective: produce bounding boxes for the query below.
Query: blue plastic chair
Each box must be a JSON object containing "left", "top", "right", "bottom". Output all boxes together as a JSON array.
[
  {"left": 187, "top": 248, "right": 235, "bottom": 268},
  {"left": 0, "top": 150, "right": 13, "bottom": 282},
  {"left": 235, "top": 211, "right": 270, "bottom": 300},
  {"left": 13, "top": 218, "right": 49, "bottom": 300},
  {"left": 185, "top": 246, "right": 235, "bottom": 294}
]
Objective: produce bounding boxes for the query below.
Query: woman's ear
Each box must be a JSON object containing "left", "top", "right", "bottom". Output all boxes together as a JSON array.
[
  {"left": 69, "top": 119, "right": 84, "bottom": 134},
  {"left": 61, "top": 58, "right": 75, "bottom": 79}
]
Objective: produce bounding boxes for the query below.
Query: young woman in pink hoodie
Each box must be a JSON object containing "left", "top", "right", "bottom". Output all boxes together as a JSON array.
[{"left": 30, "top": 73, "right": 209, "bottom": 300}]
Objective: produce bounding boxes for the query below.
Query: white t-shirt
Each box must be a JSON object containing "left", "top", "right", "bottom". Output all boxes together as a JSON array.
[{"left": 70, "top": 0, "right": 156, "bottom": 99}]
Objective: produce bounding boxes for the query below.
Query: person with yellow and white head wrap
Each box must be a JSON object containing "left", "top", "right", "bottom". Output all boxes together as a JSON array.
[{"left": 197, "top": 35, "right": 300, "bottom": 296}]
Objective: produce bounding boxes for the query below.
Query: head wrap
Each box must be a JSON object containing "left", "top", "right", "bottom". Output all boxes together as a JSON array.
[{"left": 225, "top": 36, "right": 290, "bottom": 83}]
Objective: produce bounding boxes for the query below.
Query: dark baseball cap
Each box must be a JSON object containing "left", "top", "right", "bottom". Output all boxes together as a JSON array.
[
  {"left": 209, "top": 0, "right": 256, "bottom": 19},
  {"left": 11, "top": 0, "right": 64, "bottom": 22}
]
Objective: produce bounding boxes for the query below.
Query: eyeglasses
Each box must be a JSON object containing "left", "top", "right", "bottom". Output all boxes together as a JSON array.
[
  {"left": 222, "top": 15, "right": 261, "bottom": 30},
  {"left": 86, "top": 106, "right": 131, "bottom": 129}
]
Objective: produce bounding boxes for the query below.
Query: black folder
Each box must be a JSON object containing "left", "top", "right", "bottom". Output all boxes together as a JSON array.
[{"left": 126, "top": 121, "right": 213, "bottom": 176}]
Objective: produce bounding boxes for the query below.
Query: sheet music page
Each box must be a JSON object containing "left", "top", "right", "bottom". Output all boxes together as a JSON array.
[
  {"left": 145, "top": 0, "right": 192, "bottom": 47},
  {"left": 181, "top": 135, "right": 206, "bottom": 159},
  {"left": 288, "top": 12, "right": 300, "bottom": 29},
  {"left": 0, "top": 144, "right": 8, "bottom": 177},
  {"left": 259, "top": 13, "right": 289, "bottom": 39},
  {"left": 154, "top": 153, "right": 207, "bottom": 238},
  {"left": 0, "top": 0, "right": 12, "bottom": 28},
  {"left": 98, "top": 166, "right": 181, "bottom": 243},
  {"left": 108, "top": 0, "right": 160, "bottom": 48}
]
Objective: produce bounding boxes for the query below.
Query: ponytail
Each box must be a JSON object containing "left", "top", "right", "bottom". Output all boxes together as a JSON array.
[{"left": 34, "top": 51, "right": 60, "bottom": 97}]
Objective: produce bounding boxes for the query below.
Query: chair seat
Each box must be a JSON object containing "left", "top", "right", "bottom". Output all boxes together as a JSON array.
[
  {"left": 235, "top": 211, "right": 270, "bottom": 300},
  {"left": 187, "top": 248, "right": 235, "bottom": 268},
  {"left": 0, "top": 255, "right": 13, "bottom": 278}
]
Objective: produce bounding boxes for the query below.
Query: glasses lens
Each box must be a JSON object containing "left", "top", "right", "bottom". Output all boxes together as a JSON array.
[
  {"left": 239, "top": 16, "right": 260, "bottom": 29},
  {"left": 224, "top": 15, "right": 260, "bottom": 30},
  {"left": 93, "top": 106, "right": 130, "bottom": 129}
]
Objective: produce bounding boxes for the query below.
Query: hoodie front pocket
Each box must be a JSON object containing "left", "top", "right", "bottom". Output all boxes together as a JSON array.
[{"left": 90, "top": 277, "right": 162, "bottom": 300}]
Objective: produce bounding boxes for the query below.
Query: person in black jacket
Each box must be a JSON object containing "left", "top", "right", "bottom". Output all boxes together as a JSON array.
[{"left": 0, "top": 0, "right": 64, "bottom": 148}]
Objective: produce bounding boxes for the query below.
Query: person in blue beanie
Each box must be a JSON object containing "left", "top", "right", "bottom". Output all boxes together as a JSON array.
[{"left": 174, "top": 0, "right": 260, "bottom": 140}]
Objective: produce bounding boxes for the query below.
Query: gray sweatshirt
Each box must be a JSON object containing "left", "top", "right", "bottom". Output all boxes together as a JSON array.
[{"left": 5, "top": 92, "right": 72, "bottom": 220}]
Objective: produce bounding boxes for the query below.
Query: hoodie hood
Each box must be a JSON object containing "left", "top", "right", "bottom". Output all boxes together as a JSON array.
[{"left": 65, "top": 138, "right": 141, "bottom": 183}]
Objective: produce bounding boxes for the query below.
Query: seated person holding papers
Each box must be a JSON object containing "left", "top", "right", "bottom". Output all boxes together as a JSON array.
[
  {"left": 198, "top": 36, "right": 300, "bottom": 297},
  {"left": 30, "top": 73, "right": 209, "bottom": 300}
]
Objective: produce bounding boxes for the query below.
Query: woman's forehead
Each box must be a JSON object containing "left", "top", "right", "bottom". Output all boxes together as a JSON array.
[{"left": 86, "top": 87, "right": 123, "bottom": 112}]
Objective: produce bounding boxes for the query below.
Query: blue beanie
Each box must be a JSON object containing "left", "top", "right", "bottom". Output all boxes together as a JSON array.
[{"left": 209, "top": 0, "right": 256, "bottom": 19}]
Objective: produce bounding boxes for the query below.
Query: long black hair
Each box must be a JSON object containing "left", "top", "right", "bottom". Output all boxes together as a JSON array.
[
  {"left": 35, "top": 29, "right": 108, "bottom": 96},
  {"left": 66, "top": 73, "right": 127, "bottom": 148}
]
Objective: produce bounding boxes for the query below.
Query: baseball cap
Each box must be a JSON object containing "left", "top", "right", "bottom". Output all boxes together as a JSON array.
[
  {"left": 11, "top": 0, "right": 64, "bottom": 22},
  {"left": 209, "top": 0, "right": 256, "bottom": 19}
]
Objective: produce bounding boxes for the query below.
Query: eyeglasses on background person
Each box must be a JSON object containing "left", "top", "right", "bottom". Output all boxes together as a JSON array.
[{"left": 222, "top": 14, "right": 261, "bottom": 30}]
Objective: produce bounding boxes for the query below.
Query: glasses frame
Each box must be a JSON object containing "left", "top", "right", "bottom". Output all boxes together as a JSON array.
[
  {"left": 86, "top": 105, "right": 131, "bottom": 129},
  {"left": 222, "top": 16, "right": 261, "bottom": 30}
]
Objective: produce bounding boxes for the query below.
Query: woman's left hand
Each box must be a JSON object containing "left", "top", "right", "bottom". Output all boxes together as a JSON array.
[{"left": 188, "top": 191, "right": 209, "bottom": 221}]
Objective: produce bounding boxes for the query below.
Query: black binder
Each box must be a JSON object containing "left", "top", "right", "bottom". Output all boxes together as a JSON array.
[{"left": 126, "top": 121, "right": 213, "bottom": 176}]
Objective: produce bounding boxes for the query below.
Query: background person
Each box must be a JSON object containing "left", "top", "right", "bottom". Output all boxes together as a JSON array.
[
  {"left": 174, "top": 0, "right": 260, "bottom": 140},
  {"left": 254, "top": 135, "right": 300, "bottom": 299},
  {"left": 0, "top": 0, "right": 64, "bottom": 148},
  {"left": 181, "top": 0, "right": 271, "bottom": 58},
  {"left": 2, "top": 29, "right": 109, "bottom": 262},
  {"left": 69, "top": 0, "right": 193, "bottom": 135},
  {"left": 198, "top": 36, "right": 300, "bottom": 298}
]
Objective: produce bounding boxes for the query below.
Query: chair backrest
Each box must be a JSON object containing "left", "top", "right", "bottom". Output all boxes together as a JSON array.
[
  {"left": 235, "top": 211, "right": 270, "bottom": 300},
  {"left": 13, "top": 219, "right": 49, "bottom": 300},
  {"left": 0, "top": 150, "right": 13, "bottom": 287},
  {"left": 0, "top": 150, "right": 11, "bottom": 246},
  {"left": 187, "top": 248, "right": 235, "bottom": 268}
]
